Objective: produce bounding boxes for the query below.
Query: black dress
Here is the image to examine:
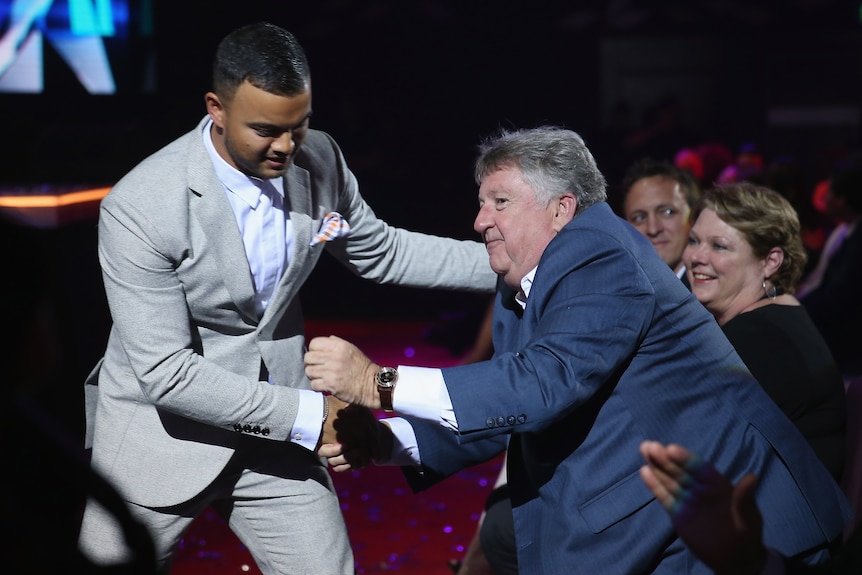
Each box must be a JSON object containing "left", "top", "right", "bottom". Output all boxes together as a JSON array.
[{"left": 722, "top": 304, "right": 847, "bottom": 481}]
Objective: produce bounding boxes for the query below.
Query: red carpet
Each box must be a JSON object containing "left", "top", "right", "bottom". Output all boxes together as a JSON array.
[{"left": 170, "top": 318, "right": 503, "bottom": 575}]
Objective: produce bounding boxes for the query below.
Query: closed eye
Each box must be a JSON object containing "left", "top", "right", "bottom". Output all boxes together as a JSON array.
[{"left": 253, "top": 126, "right": 282, "bottom": 138}]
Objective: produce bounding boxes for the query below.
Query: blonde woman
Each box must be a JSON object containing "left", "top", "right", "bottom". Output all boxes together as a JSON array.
[{"left": 685, "top": 182, "right": 846, "bottom": 480}]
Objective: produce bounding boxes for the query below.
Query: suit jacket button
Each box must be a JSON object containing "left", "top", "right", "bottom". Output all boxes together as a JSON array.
[
  {"left": 485, "top": 417, "right": 496, "bottom": 428},
  {"left": 496, "top": 416, "right": 506, "bottom": 427},
  {"left": 243, "top": 424, "right": 252, "bottom": 433},
  {"left": 252, "top": 425, "right": 261, "bottom": 434},
  {"left": 517, "top": 414, "right": 527, "bottom": 424},
  {"left": 506, "top": 415, "right": 516, "bottom": 425},
  {"left": 233, "top": 423, "right": 243, "bottom": 433},
  {"left": 262, "top": 427, "right": 270, "bottom": 436}
]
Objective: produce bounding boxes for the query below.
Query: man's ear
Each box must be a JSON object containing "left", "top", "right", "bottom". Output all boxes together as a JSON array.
[
  {"left": 553, "top": 193, "right": 578, "bottom": 232},
  {"left": 205, "top": 92, "right": 225, "bottom": 128}
]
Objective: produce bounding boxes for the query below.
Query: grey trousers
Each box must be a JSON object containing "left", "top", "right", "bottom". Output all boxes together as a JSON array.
[{"left": 79, "top": 439, "right": 354, "bottom": 575}]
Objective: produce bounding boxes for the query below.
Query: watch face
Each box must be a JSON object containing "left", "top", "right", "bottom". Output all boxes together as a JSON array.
[{"left": 377, "top": 367, "right": 398, "bottom": 386}]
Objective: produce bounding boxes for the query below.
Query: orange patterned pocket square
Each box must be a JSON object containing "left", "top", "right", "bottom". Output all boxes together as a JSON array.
[{"left": 310, "top": 211, "right": 351, "bottom": 245}]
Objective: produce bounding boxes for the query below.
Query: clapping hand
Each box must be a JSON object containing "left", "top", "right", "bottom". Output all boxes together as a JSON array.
[{"left": 639, "top": 441, "right": 767, "bottom": 575}]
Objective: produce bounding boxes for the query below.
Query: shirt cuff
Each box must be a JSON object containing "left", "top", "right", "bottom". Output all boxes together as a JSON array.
[
  {"left": 290, "top": 389, "right": 324, "bottom": 451},
  {"left": 377, "top": 417, "right": 421, "bottom": 466},
  {"left": 395, "top": 365, "right": 458, "bottom": 430}
]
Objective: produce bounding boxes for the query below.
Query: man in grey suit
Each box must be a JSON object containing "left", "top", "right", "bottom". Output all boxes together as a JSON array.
[{"left": 78, "top": 21, "right": 495, "bottom": 574}]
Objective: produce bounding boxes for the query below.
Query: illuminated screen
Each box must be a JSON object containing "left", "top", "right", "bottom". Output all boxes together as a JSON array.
[{"left": 0, "top": 0, "right": 153, "bottom": 94}]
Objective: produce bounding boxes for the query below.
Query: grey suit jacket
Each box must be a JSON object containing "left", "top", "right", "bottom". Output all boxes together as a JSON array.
[{"left": 85, "top": 117, "right": 495, "bottom": 506}]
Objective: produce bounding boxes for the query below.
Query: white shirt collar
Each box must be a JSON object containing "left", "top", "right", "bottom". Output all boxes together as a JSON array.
[
  {"left": 201, "top": 118, "right": 285, "bottom": 205},
  {"left": 515, "top": 267, "right": 538, "bottom": 310},
  {"left": 676, "top": 264, "right": 686, "bottom": 280}
]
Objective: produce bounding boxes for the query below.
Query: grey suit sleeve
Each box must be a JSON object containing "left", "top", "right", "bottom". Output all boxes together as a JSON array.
[{"left": 311, "top": 132, "right": 496, "bottom": 293}]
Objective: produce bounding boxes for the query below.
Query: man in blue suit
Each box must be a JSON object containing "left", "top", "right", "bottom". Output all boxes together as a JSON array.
[{"left": 305, "top": 127, "right": 853, "bottom": 574}]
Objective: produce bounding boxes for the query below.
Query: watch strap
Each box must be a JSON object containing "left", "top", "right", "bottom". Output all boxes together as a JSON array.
[{"left": 378, "top": 385, "right": 395, "bottom": 412}]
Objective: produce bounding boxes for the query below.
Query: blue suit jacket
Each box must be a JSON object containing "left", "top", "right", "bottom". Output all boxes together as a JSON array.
[{"left": 405, "top": 202, "right": 852, "bottom": 574}]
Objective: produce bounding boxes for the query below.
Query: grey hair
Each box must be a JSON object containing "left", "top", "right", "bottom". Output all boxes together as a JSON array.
[{"left": 474, "top": 126, "right": 607, "bottom": 214}]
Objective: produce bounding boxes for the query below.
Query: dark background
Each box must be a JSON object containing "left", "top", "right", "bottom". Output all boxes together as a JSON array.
[
  {"left": 2, "top": 0, "right": 862, "bottom": 432},
  {"left": 6, "top": 2, "right": 862, "bottom": 203}
]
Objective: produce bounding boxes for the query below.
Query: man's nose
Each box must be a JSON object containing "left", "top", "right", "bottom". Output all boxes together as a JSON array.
[
  {"left": 272, "top": 131, "right": 296, "bottom": 154},
  {"left": 474, "top": 205, "right": 492, "bottom": 234}
]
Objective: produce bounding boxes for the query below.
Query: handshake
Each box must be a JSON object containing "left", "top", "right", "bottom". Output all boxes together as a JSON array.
[
  {"left": 306, "top": 335, "right": 393, "bottom": 472},
  {"left": 317, "top": 396, "right": 394, "bottom": 472}
]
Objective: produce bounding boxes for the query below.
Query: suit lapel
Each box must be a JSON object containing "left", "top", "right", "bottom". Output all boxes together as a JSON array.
[
  {"left": 186, "top": 127, "right": 259, "bottom": 324},
  {"left": 493, "top": 282, "right": 525, "bottom": 354},
  {"left": 259, "top": 164, "right": 313, "bottom": 327}
]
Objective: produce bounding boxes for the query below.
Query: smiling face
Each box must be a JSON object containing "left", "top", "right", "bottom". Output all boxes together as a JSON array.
[
  {"left": 683, "top": 208, "right": 769, "bottom": 325},
  {"left": 206, "top": 80, "right": 312, "bottom": 180},
  {"left": 474, "top": 166, "right": 575, "bottom": 291},
  {"left": 623, "top": 175, "right": 692, "bottom": 273}
]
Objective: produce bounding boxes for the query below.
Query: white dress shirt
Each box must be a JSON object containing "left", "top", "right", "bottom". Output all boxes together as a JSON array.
[
  {"left": 202, "top": 120, "right": 322, "bottom": 451},
  {"left": 383, "top": 268, "right": 534, "bottom": 466}
]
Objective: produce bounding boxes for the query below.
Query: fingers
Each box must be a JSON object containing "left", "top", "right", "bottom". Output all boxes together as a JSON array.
[
  {"left": 731, "top": 473, "right": 762, "bottom": 530},
  {"left": 304, "top": 336, "right": 372, "bottom": 402},
  {"left": 664, "top": 443, "right": 695, "bottom": 466},
  {"left": 306, "top": 362, "right": 336, "bottom": 394},
  {"left": 320, "top": 405, "right": 384, "bottom": 470},
  {"left": 640, "top": 441, "right": 695, "bottom": 511},
  {"left": 327, "top": 454, "right": 353, "bottom": 473},
  {"left": 641, "top": 441, "right": 689, "bottom": 485},
  {"left": 321, "top": 449, "right": 370, "bottom": 472},
  {"left": 304, "top": 336, "right": 342, "bottom": 375},
  {"left": 307, "top": 335, "right": 344, "bottom": 352},
  {"left": 309, "top": 378, "right": 327, "bottom": 393},
  {"left": 317, "top": 443, "right": 357, "bottom": 472},
  {"left": 735, "top": 473, "right": 759, "bottom": 505},
  {"left": 640, "top": 464, "right": 676, "bottom": 510},
  {"left": 318, "top": 443, "right": 343, "bottom": 458},
  {"left": 330, "top": 461, "right": 353, "bottom": 473}
]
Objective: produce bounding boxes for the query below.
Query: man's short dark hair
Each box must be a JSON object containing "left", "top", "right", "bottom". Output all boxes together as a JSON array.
[
  {"left": 621, "top": 157, "right": 701, "bottom": 213},
  {"left": 213, "top": 22, "right": 310, "bottom": 102}
]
